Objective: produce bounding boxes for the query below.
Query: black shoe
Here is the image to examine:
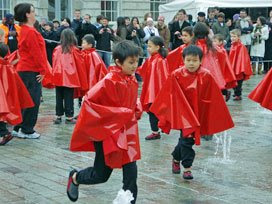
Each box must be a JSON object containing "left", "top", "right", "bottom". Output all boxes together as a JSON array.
[
  {"left": 225, "top": 91, "right": 231, "bottom": 102},
  {"left": 0, "top": 133, "right": 13, "bottom": 145},
  {"left": 67, "top": 169, "right": 79, "bottom": 202},
  {"left": 65, "top": 118, "right": 77, "bottom": 124},
  {"left": 53, "top": 117, "right": 62, "bottom": 124}
]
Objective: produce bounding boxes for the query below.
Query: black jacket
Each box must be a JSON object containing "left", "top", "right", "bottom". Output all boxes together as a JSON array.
[
  {"left": 42, "top": 30, "right": 58, "bottom": 65},
  {"left": 126, "top": 25, "right": 145, "bottom": 47},
  {"left": 170, "top": 20, "right": 191, "bottom": 49},
  {"left": 76, "top": 22, "right": 98, "bottom": 45},
  {"left": 96, "top": 26, "right": 114, "bottom": 51}
]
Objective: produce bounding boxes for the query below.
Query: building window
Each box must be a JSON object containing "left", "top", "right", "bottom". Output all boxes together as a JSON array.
[
  {"left": 48, "top": 0, "right": 71, "bottom": 21},
  {"left": 0, "top": 0, "right": 10, "bottom": 20},
  {"left": 150, "top": 0, "right": 168, "bottom": 20},
  {"left": 101, "top": 0, "right": 118, "bottom": 21}
]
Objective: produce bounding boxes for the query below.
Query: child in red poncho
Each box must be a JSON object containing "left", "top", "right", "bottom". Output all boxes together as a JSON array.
[
  {"left": 248, "top": 68, "right": 272, "bottom": 110},
  {"left": 150, "top": 45, "right": 234, "bottom": 180},
  {"left": 81, "top": 34, "right": 108, "bottom": 90},
  {"left": 52, "top": 29, "right": 88, "bottom": 124},
  {"left": 229, "top": 29, "right": 252, "bottom": 101},
  {"left": 167, "top": 26, "right": 193, "bottom": 73},
  {"left": 0, "top": 43, "right": 34, "bottom": 145},
  {"left": 213, "top": 34, "right": 237, "bottom": 101},
  {"left": 138, "top": 36, "right": 169, "bottom": 140},
  {"left": 67, "top": 41, "right": 142, "bottom": 204}
]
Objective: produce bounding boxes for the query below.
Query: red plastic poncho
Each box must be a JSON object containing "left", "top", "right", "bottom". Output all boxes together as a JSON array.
[
  {"left": 166, "top": 44, "right": 188, "bottom": 73},
  {"left": 196, "top": 39, "right": 226, "bottom": 90},
  {"left": 248, "top": 68, "right": 272, "bottom": 110},
  {"left": 52, "top": 46, "right": 88, "bottom": 90},
  {"left": 229, "top": 41, "right": 252, "bottom": 81},
  {"left": 0, "top": 58, "right": 34, "bottom": 125},
  {"left": 217, "top": 45, "right": 237, "bottom": 89},
  {"left": 70, "top": 66, "right": 141, "bottom": 168},
  {"left": 150, "top": 67, "right": 234, "bottom": 145},
  {"left": 74, "top": 48, "right": 108, "bottom": 98},
  {"left": 138, "top": 53, "right": 169, "bottom": 112},
  {"left": 7, "top": 51, "right": 55, "bottom": 89}
]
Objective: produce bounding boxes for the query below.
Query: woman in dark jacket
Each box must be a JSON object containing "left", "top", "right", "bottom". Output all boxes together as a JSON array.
[
  {"left": 264, "top": 10, "right": 272, "bottom": 73},
  {"left": 127, "top": 17, "right": 145, "bottom": 47}
]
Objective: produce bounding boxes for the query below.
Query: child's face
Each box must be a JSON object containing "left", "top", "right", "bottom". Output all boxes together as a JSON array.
[
  {"left": 147, "top": 41, "right": 160, "bottom": 55},
  {"left": 181, "top": 31, "right": 193, "bottom": 44},
  {"left": 81, "top": 39, "right": 93, "bottom": 50},
  {"left": 213, "top": 38, "right": 223, "bottom": 46},
  {"left": 184, "top": 55, "right": 201, "bottom": 73},
  {"left": 230, "top": 34, "right": 239, "bottom": 43},
  {"left": 117, "top": 56, "right": 139, "bottom": 76}
]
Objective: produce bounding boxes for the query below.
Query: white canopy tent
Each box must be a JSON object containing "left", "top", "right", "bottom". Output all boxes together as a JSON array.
[{"left": 159, "top": 0, "right": 272, "bottom": 24}]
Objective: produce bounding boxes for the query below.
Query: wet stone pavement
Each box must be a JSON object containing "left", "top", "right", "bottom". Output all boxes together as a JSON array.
[{"left": 1, "top": 75, "right": 272, "bottom": 204}]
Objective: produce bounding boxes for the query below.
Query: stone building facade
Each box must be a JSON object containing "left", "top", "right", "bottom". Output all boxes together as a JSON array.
[{"left": 2, "top": 0, "right": 172, "bottom": 23}]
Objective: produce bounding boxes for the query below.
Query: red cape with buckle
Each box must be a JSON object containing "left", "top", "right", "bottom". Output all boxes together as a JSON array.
[
  {"left": 52, "top": 46, "right": 88, "bottom": 91},
  {"left": 166, "top": 44, "right": 188, "bottom": 73},
  {"left": 195, "top": 39, "right": 226, "bottom": 90},
  {"left": 74, "top": 48, "right": 108, "bottom": 98},
  {"left": 138, "top": 53, "right": 169, "bottom": 112},
  {"left": 0, "top": 58, "right": 34, "bottom": 125},
  {"left": 248, "top": 68, "right": 272, "bottom": 110},
  {"left": 229, "top": 41, "right": 252, "bottom": 81},
  {"left": 70, "top": 66, "right": 141, "bottom": 168},
  {"left": 217, "top": 45, "right": 237, "bottom": 89},
  {"left": 150, "top": 67, "right": 234, "bottom": 145}
]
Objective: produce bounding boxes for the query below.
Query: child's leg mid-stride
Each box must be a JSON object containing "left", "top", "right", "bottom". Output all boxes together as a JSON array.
[
  {"left": 145, "top": 110, "right": 161, "bottom": 140},
  {"left": 67, "top": 142, "right": 138, "bottom": 203},
  {"left": 171, "top": 131, "right": 195, "bottom": 179},
  {"left": 233, "top": 80, "right": 243, "bottom": 101}
]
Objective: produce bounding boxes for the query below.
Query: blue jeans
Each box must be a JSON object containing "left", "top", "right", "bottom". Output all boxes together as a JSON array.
[{"left": 97, "top": 51, "right": 111, "bottom": 68}]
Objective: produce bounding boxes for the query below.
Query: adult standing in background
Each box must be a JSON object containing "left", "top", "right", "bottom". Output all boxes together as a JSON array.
[
  {"left": 235, "top": 9, "right": 253, "bottom": 50},
  {"left": 71, "top": 9, "right": 82, "bottom": 42},
  {"left": 75, "top": 14, "right": 98, "bottom": 45},
  {"left": 212, "top": 12, "right": 230, "bottom": 44},
  {"left": 264, "top": 10, "right": 272, "bottom": 73},
  {"left": 12, "top": 3, "right": 48, "bottom": 139},
  {"left": 0, "top": 13, "right": 21, "bottom": 52},
  {"left": 94, "top": 15, "right": 104, "bottom": 29},
  {"left": 116, "top": 16, "right": 128, "bottom": 41},
  {"left": 170, "top": 9, "right": 191, "bottom": 50},
  {"left": 143, "top": 18, "right": 159, "bottom": 57},
  {"left": 155, "top": 15, "right": 170, "bottom": 49}
]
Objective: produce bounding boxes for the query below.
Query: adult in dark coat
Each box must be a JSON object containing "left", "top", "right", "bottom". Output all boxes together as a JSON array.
[
  {"left": 71, "top": 9, "right": 82, "bottom": 42},
  {"left": 170, "top": 9, "right": 191, "bottom": 50},
  {"left": 41, "top": 22, "right": 58, "bottom": 65},
  {"left": 264, "top": 10, "right": 272, "bottom": 73},
  {"left": 75, "top": 14, "right": 98, "bottom": 45}
]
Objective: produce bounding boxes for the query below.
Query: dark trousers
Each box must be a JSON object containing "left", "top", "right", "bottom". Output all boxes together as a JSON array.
[
  {"left": 55, "top": 86, "right": 74, "bottom": 117},
  {"left": 148, "top": 110, "right": 159, "bottom": 132},
  {"left": 0, "top": 122, "right": 9, "bottom": 137},
  {"left": 233, "top": 80, "right": 243, "bottom": 97},
  {"left": 14, "top": 72, "right": 41, "bottom": 134},
  {"left": 172, "top": 131, "right": 195, "bottom": 168},
  {"left": 264, "top": 61, "right": 272, "bottom": 73},
  {"left": 76, "top": 142, "right": 138, "bottom": 204}
]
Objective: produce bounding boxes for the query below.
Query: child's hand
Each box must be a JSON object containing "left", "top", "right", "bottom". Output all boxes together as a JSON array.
[{"left": 36, "top": 74, "right": 44, "bottom": 83}]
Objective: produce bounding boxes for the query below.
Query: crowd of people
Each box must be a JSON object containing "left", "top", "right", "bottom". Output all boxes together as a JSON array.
[{"left": 1, "top": 3, "right": 272, "bottom": 204}]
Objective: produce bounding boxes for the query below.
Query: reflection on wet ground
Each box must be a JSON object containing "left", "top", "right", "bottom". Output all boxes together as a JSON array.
[{"left": 0, "top": 75, "right": 271, "bottom": 203}]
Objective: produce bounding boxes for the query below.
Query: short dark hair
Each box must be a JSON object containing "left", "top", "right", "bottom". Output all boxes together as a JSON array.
[
  {"left": 82, "top": 34, "right": 95, "bottom": 46},
  {"left": 213, "top": 34, "right": 224, "bottom": 42},
  {"left": 14, "top": 3, "right": 33, "bottom": 23},
  {"left": 0, "top": 43, "right": 9, "bottom": 58},
  {"left": 102, "top": 17, "right": 109, "bottom": 21},
  {"left": 182, "top": 26, "right": 193, "bottom": 36},
  {"left": 96, "top": 15, "right": 104, "bottom": 22},
  {"left": 183, "top": 45, "right": 203, "bottom": 61},
  {"left": 178, "top": 9, "right": 186, "bottom": 15},
  {"left": 112, "top": 40, "right": 142, "bottom": 64},
  {"left": 148, "top": 36, "right": 168, "bottom": 58},
  {"left": 240, "top": 9, "right": 247, "bottom": 14},
  {"left": 74, "top": 9, "right": 81, "bottom": 12},
  {"left": 258, "top": 16, "right": 266, "bottom": 25}
]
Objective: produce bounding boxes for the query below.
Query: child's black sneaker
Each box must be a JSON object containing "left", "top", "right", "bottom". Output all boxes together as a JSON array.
[
  {"left": 53, "top": 117, "right": 62, "bottom": 124},
  {"left": 183, "top": 171, "right": 193, "bottom": 180},
  {"left": 233, "top": 96, "right": 242, "bottom": 101},
  {"left": 65, "top": 118, "right": 77, "bottom": 124},
  {"left": 145, "top": 132, "right": 161, "bottom": 140},
  {"left": 0, "top": 133, "right": 13, "bottom": 145},
  {"left": 172, "top": 159, "right": 181, "bottom": 174},
  {"left": 225, "top": 90, "right": 231, "bottom": 102},
  {"left": 67, "top": 169, "right": 79, "bottom": 202}
]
